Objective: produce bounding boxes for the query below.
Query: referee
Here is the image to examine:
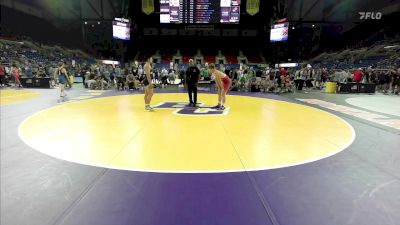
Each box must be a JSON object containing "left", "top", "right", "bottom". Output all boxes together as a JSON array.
[{"left": 185, "top": 59, "right": 200, "bottom": 107}]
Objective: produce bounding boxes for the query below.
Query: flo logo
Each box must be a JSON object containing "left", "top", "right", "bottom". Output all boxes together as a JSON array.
[
  {"left": 359, "top": 12, "right": 382, "bottom": 20},
  {"left": 153, "top": 102, "right": 229, "bottom": 116}
]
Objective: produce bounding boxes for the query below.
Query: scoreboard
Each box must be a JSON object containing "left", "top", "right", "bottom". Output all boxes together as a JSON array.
[
  {"left": 160, "top": 0, "right": 240, "bottom": 24},
  {"left": 113, "top": 18, "right": 131, "bottom": 40},
  {"left": 270, "top": 22, "right": 289, "bottom": 42}
]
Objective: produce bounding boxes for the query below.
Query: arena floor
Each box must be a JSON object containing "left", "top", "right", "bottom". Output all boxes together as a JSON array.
[{"left": 1, "top": 86, "right": 399, "bottom": 225}]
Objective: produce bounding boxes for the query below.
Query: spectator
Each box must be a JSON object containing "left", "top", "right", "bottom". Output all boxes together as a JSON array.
[
  {"left": 353, "top": 68, "right": 363, "bottom": 82},
  {"left": 303, "top": 67, "right": 314, "bottom": 89},
  {"left": 370, "top": 69, "right": 378, "bottom": 84},
  {"left": 12, "top": 64, "right": 23, "bottom": 88},
  {"left": 377, "top": 70, "right": 387, "bottom": 92},
  {"left": 168, "top": 69, "right": 176, "bottom": 84},
  {"left": 280, "top": 68, "right": 287, "bottom": 77},
  {"left": 232, "top": 68, "right": 239, "bottom": 80},
  {"left": 313, "top": 69, "right": 322, "bottom": 88},
  {"left": 5, "top": 64, "right": 11, "bottom": 80},
  {"left": 238, "top": 69, "right": 248, "bottom": 92},
  {"left": 0, "top": 63, "right": 5, "bottom": 87},
  {"left": 161, "top": 70, "right": 168, "bottom": 86},
  {"left": 87, "top": 72, "right": 97, "bottom": 89},
  {"left": 224, "top": 66, "right": 231, "bottom": 78},
  {"left": 25, "top": 62, "right": 33, "bottom": 78},
  {"left": 138, "top": 65, "right": 143, "bottom": 77},
  {"left": 391, "top": 68, "right": 400, "bottom": 94},
  {"left": 126, "top": 73, "right": 136, "bottom": 90},
  {"left": 321, "top": 68, "right": 329, "bottom": 84},
  {"left": 383, "top": 70, "right": 391, "bottom": 93},
  {"left": 80, "top": 65, "right": 88, "bottom": 86},
  {"left": 294, "top": 69, "right": 304, "bottom": 90},
  {"left": 179, "top": 69, "right": 185, "bottom": 85},
  {"left": 103, "top": 66, "right": 111, "bottom": 84},
  {"left": 114, "top": 65, "right": 121, "bottom": 78},
  {"left": 365, "top": 66, "right": 373, "bottom": 83},
  {"left": 201, "top": 67, "right": 210, "bottom": 81}
]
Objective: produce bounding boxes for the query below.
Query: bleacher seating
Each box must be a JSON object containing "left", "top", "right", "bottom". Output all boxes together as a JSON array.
[
  {"left": 203, "top": 56, "right": 216, "bottom": 64},
  {"left": 0, "top": 38, "right": 95, "bottom": 77},
  {"left": 242, "top": 49, "right": 261, "bottom": 63},
  {"left": 132, "top": 47, "right": 267, "bottom": 66},
  {"left": 182, "top": 55, "right": 191, "bottom": 63},
  {"left": 311, "top": 42, "right": 399, "bottom": 69},
  {"left": 225, "top": 55, "right": 238, "bottom": 64},
  {"left": 201, "top": 49, "right": 218, "bottom": 56}
]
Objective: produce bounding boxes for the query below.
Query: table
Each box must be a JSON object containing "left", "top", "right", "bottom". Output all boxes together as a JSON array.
[
  {"left": 337, "top": 82, "right": 376, "bottom": 93},
  {"left": 20, "top": 77, "right": 51, "bottom": 88}
]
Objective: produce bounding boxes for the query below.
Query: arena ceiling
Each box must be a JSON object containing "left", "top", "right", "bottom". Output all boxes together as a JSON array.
[
  {"left": 0, "top": 0, "right": 128, "bottom": 22},
  {"left": 1, "top": 0, "right": 399, "bottom": 29}
]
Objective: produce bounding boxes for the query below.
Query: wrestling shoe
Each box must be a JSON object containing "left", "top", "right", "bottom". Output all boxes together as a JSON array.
[
  {"left": 217, "top": 105, "right": 226, "bottom": 110},
  {"left": 145, "top": 106, "right": 154, "bottom": 111}
]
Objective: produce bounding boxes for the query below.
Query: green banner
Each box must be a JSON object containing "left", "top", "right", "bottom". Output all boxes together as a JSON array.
[
  {"left": 246, "top": 0, "right": 260, "bottom": 16},
  {"left": 142, "top": 0, "right": 154, "bottom": 15}
]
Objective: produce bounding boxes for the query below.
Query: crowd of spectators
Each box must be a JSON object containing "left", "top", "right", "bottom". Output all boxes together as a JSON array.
[
  {"left": 308, "top": 40, "right": 400, "bottom": 94},
  {"left": 1, "top": 37, "right": 399, "bottom": 95},
  {"left": 0, "top": 38, "right": 94, "bottom": 88}
]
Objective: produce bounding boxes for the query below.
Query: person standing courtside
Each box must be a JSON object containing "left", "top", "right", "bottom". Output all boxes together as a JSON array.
[
  {"left": 0, "top": 63, "right": 5, "bottom": 87},
  {"left": 59, "top": 65, "right": 69, "bottom": 98},
  {"left": 185, "top": 59, "right": 200, "bottom": 107},
  {"left": 143, "top": 55, "right": 154, "bottom": 111}
]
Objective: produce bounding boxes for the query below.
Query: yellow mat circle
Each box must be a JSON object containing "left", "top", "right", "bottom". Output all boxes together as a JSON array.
[
  {"left": 0, "top": 89, "right": 40, "bottom": 105},
  {"left": 19, "top": 93, "right": 355, "bottom": 173}
]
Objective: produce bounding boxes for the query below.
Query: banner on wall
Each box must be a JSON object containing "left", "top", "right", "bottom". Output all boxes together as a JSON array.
[
  {"left": 246, "top": 0, "right": 260, "bottom": 16},
  {"left": 142, "top": 0, "right": 154, "bottom": 15}
]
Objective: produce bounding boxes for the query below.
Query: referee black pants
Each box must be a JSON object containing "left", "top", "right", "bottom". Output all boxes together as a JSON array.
[{"left": 187, "top": 83, "right": 197, "bottom": 104}]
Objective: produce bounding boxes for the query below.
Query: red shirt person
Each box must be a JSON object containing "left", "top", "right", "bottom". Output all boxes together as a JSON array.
[
  {"left": 353, "top": 68, "right": 363, "bottom": 82},
  {"left": 0, "top": 64, "right": 5, "bottom": 86},
  {"left": 0, "top": 64, "right": 5, "bottom": 76},
  {"left": 280, "top": 68, "right": 287, "bottom": 76}
]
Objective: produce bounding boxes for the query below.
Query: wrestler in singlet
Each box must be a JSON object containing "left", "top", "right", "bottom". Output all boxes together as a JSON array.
[
  {"left": 208, "top": 63, "right": 231, "bottom": 110},
  {"left": 221, "top": 73, "right": 232, "bottom": 93}
]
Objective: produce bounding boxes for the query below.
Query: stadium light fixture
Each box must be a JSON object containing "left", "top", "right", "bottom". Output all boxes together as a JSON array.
[
  {"left": 278, "top": 18, "right": 287, "bottom": 23},
  {"left": 383, "top": 45, "right": 399, "bottom": 49}
]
